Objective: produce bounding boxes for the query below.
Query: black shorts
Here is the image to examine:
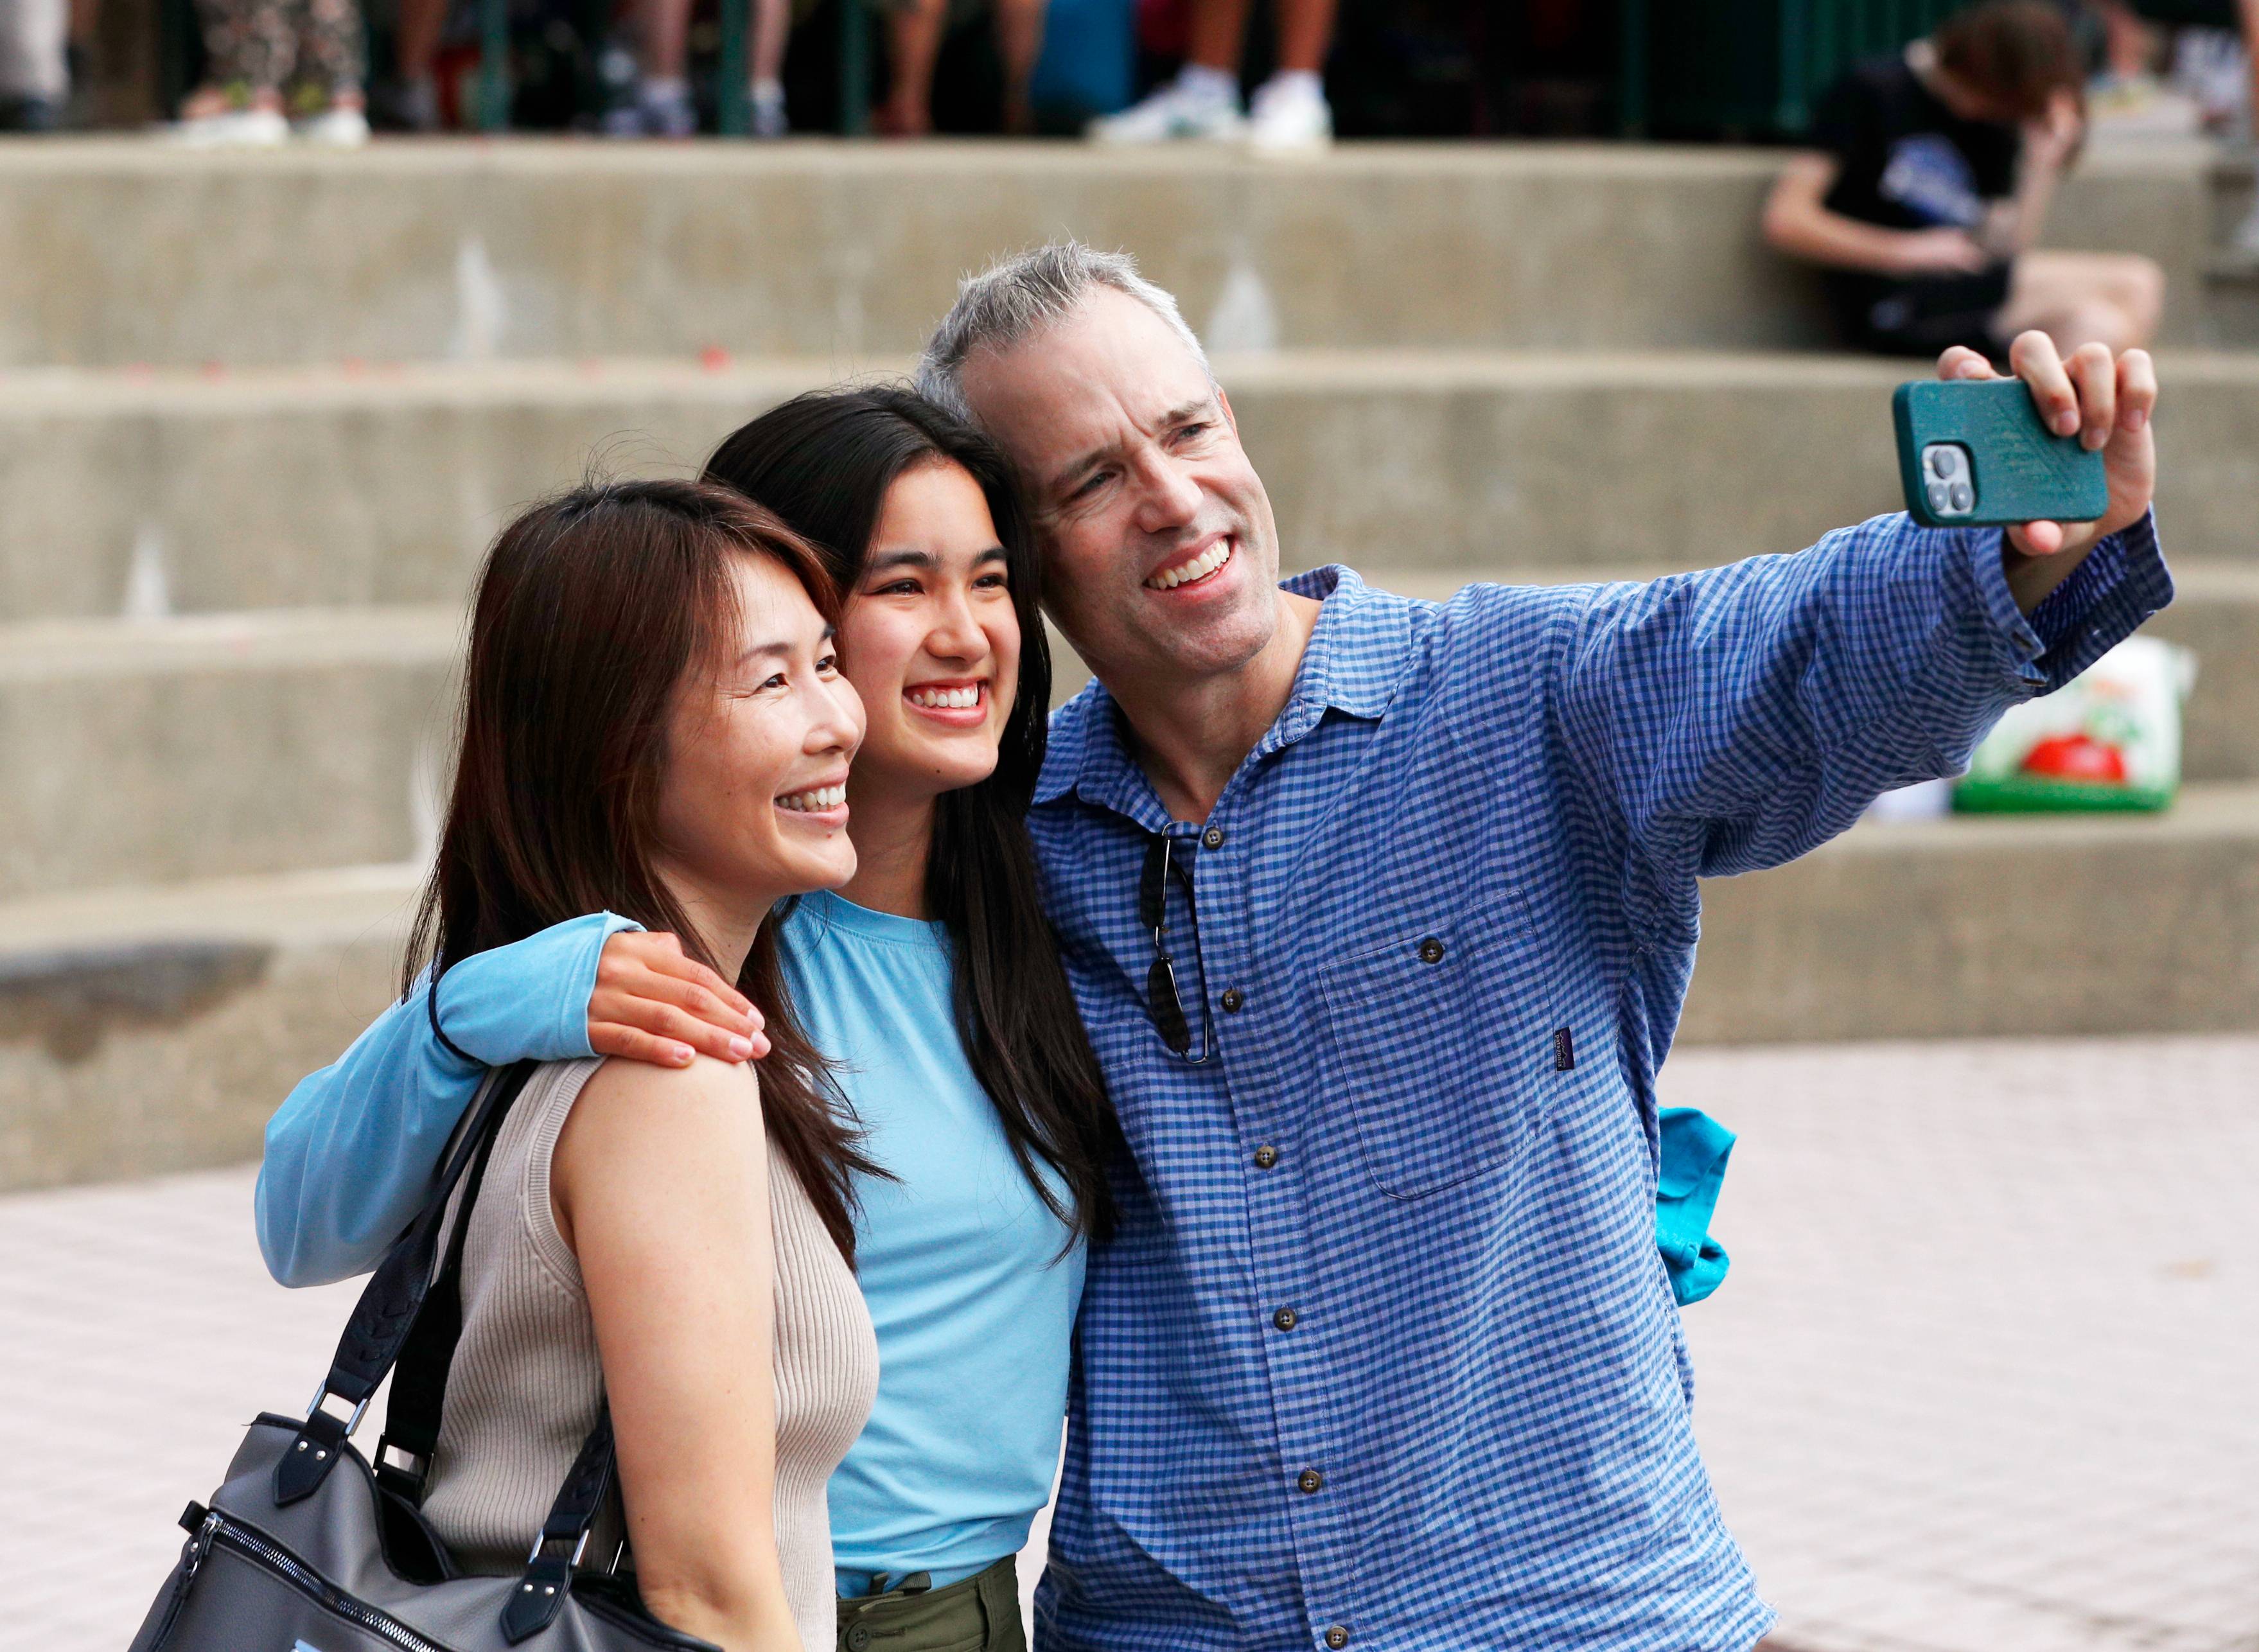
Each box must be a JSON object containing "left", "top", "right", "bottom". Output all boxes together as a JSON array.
[
  {"left": 1829, "top": 264, "right": 2014, "bottom": 359},
  {"left": 2129, "top": 0, "right": 2240, "bottom": 26}
]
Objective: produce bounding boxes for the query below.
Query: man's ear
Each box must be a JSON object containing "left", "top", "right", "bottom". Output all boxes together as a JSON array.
[{"left": 1217, "top": 385, "right": 1239, "bottom": 437}]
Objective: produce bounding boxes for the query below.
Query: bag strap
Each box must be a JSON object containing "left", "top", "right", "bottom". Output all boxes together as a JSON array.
[
  {"left": 372, "top": 1070, "right": 514, "bottom": 1506},
  {"left": 500, "top": 1409, "right": 618, "bottom": 1643},
  {"left": 274, "top": 1060, "right": 540, "bottom": 1506}
]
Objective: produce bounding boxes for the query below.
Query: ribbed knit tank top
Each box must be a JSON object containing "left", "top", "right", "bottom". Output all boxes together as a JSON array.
[{"left": 420, "top": 1058, "right": 878, "bottom": 1651}]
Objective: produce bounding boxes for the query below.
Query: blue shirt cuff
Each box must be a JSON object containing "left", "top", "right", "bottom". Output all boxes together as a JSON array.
[
  {"left": 428, "top": 911, "right": 646, "bottom": 1064},
  {"left": 1958, "top": 508, "right": 2172, "bottom": 694}
]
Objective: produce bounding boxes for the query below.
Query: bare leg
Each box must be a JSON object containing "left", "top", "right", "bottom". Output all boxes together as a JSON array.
[
  {"left": 2093, "top": 0, "right": 2154, "bottom": 78},
  {"left": 752, "top": 0, "right": 785, "bottom": 84},
  {"left": 394, "top": 0, "right": 443, "bottom": 80},
  {"left": 883, "top": 0, "right": 943, "bottom": 135},
  {"left": 994, "top": 0, "right": 1041, "bottom": 132},
  {"left": 1274, "top": 0, "right": 1336, "bottom": 74},
  {"left": 1186, "top": 0, "right": 1254, "bottom": 73},
  {"left": 1999, "top": 250, "right": 2167, "bottom": 353},
  {"left": 642, "top": 0, "right": 690, "bottom": 81}
]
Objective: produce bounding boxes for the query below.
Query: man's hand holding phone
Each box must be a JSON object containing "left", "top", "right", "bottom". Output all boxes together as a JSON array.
[{"left": 1936, "top": 331, "right": 2158, "bottom": 611}]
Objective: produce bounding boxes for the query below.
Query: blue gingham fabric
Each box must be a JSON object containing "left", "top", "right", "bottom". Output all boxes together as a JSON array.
[{"left": 1025, "top": 511, "right": 2168, "bottom": 1652}]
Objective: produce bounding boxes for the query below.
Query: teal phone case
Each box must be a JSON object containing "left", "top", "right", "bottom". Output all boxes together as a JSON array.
[{"left": 1893, "top": 379, "right": 2109, "bottom": 528}]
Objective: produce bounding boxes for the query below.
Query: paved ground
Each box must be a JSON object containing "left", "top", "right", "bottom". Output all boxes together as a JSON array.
[{"left": 2, "top": 1035, "right": 2253, "bottom": 1651}]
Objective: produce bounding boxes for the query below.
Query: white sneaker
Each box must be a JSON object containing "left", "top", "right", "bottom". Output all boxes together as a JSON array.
[
  {"left": 295, "top": 105, "right": 371, "bottom": 146},
  {"left": 168, "top": 106, "right": 290, "bottom": 146},
  {"left": 751, "top": 81, "right": 787, "bottom": 138},
  {"left": 1088, "top": 78, "right": 1245, "bottom": 144},
  {"left": 1247, "top": 75, "right": 1332, "bottom": 154}
]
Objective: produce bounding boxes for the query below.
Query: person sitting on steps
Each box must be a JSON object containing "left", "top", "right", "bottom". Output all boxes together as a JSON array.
[{"left": 1764, "top": 0, "right": 2166, "bottom": 358}]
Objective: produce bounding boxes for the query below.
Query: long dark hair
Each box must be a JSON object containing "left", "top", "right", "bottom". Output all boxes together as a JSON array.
[
  {"left": 705, "top": 387, "right": 1119, "bottom": 1247},
  {"left": 405, "top": 477, "right": 880, "bottom": 1262}
]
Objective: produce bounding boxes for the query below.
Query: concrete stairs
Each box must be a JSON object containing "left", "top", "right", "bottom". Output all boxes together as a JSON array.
[{"left": 3, "top": 137, "right": 2254, "bottom": 1191}]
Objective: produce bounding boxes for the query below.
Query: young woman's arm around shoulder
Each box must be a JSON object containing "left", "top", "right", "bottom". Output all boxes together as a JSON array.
[{"left": 552, "top": 1053, "right": 796, "bottom": 1652}]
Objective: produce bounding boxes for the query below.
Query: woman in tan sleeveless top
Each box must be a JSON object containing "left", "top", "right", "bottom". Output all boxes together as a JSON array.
[{"left": 405, "top": 478, "right": 883, "bottom": 1652}]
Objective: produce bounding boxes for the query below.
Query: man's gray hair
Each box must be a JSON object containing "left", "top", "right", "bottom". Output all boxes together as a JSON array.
[{"left": 915, "top": 241, "right": 1212, "bottom": 426}]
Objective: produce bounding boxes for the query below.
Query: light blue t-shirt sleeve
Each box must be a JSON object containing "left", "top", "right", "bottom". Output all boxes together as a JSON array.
[
  {"left": 254, "top": 911, "right": 642, "bottom": 1287},
  {"left": 1655, "top": 1106, "right": 1735, "bottom": 1307}
]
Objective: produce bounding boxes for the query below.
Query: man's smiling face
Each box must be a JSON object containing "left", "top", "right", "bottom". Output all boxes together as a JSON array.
[{"left": 957, "top": 286, "right": 1285, "bottom": 693}]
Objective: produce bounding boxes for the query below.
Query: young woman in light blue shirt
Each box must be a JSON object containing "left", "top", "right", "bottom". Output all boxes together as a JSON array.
[{"left": 257, "top": 387, "right": 1120, "bottom": 1652}]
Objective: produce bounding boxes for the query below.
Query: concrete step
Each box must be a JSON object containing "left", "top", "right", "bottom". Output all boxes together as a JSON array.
[
  {"left": 0, "top": 137, "right": 2242, "bottom": 369},
  {"left": 8, "top": 786, "right": 2257, "bottom": 1191},
  {"left": 0, "top": 608, "right": 457, "bottom": 901},
  {"left": 0, "top": 863, "right": 416, "bottom": 1192},
  {"left": 1680, "top": 780, "right": 2259, "bottom": 1044},
  {"left": 6, "top": 350, "right": 2254, "bottom": 624},
  {"left": 4, "top": 559, "right": 2248, "bottom": 906}
]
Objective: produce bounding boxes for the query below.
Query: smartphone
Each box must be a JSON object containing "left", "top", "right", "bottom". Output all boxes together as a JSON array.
[{"left": 1893, "top": 378, "right": 2109, "bottom": 529}]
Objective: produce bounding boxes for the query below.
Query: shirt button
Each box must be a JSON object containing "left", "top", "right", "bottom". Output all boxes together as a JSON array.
[
  {"left": 1324, "top": 1630, "right": 1351, "bottom": 1650},
  {"left": 1272, "top": 1305, "right": 1299, "bottom": 1331},
  {"left": 1202, "top": 825, "right": 1226, "bottom": 850},
  {"left": 1297, "top": 1468, "right": 1323, "bottom": 1494},
  {"left": 1417, "top": 936, "right": 1445, "bottom": 964},
  {"left": 1220, "top": 988, "right": 1245, "bottom": 1014},
  {"left": 1253, "top": 1145, "right": 1279, "bottom": 1169},
  {"left": 846, "top": 1626, "right": 873, "bottom": 1652}
]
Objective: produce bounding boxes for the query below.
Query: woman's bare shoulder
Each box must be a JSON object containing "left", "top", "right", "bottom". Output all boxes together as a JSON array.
[
  {"left": 574, "top": 1053, "right": 763, "bottom": 1121},
  {"left": 554, "top": 1057, "right": 768, "bottom": 1225}
]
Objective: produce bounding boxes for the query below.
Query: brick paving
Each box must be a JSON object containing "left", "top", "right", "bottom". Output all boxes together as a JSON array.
[{"left": 1, "top": 1035, "right": 2253, "bottom": 1651}]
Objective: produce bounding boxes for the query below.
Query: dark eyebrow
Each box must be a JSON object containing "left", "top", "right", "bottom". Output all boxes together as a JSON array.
[
  {"left": 735, "top": 624, "right": 835, "bottom": 667},
  {"left": 865, "top": 545, "right": 1010, "bottom": 574},
  {"left": 1047, "top": 396, "right": 1219, "bottom": 497}
]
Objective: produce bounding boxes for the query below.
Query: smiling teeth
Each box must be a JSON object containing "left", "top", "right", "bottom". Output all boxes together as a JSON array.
[
  {"left": 1147, "top": 541, "right": 1231, "bottom": 590},
  {"left": 778, "top": 784, "right": 846, "bottom": 813},
  {"left": 908, "top": 686, "right": 981, "bottom": 710}
]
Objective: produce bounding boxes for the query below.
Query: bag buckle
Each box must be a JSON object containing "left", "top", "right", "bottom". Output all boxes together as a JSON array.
[
  {"left": 304, "top": 1381, "right": 374, "bottom": 1438},
  {"left": 526, "top": 1529, "right": 592, "bottom": 1569}
]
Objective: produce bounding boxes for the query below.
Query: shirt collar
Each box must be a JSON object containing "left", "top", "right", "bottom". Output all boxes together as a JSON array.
[{"left": 1033, "top": 565, "right": 1409, "bottom": 815}]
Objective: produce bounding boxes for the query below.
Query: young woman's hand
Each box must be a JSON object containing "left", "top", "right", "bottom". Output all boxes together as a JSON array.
[{"left": 589, "top": 931, "right": 768, "bottom": 1066}]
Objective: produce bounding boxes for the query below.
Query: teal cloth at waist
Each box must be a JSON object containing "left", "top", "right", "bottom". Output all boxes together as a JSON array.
[{"left": 1657, "top": 1107, "right": 1735, "bottom": 1306}]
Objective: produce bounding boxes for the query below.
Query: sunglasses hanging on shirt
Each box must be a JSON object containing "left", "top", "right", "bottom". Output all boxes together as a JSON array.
[{"left": 1139, "top": 832, "right": 1217, "bottom": 1064}]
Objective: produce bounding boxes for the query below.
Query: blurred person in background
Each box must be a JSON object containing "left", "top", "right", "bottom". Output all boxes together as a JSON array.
[
  {"left": 1091, "top": 0, "right": 1334, "bottom": 150},
  {"left": 173, "top": 0, "right": 369, "bottom": 141},
  {"left": 592, "top": 0, "right": 1041, "bottom": 142},
  {"left": 1764, "top": 0, "right": 2164, "bottom": 356},
  {"left": 880, "top": 0, "right": 1048, "bottom": 136},
  {"left": 0, "top": 0, "right": 68, "bottom": 128},
  {"left": 370, "top": 0, "right": 443, "bottom": 129},
  {"left": 2093, "top": 0, "right": 2259, "bottom": 250}
]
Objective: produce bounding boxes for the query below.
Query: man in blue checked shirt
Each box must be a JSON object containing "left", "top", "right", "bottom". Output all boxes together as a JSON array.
[{"left": 258, "top": 243, "right": 2167, "bottom": 1650}]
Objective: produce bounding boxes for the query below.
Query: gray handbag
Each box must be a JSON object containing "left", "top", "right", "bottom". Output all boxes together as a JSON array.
[{"left": 129, "top": 1062, "right": 712, "bottom": 1652}]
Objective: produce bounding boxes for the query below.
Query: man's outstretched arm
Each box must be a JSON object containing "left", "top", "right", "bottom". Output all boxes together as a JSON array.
[
  {"left": 1548, "top": 335, "right": 2165, "bottom": 939},
  {"left": 256, "top": 920, "right": 764, "bottom": 1285}
]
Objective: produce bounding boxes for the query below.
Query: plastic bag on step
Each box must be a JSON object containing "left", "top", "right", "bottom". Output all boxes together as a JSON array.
[{"left": 1954, "top": 635, "right": 2197, "bottom": 813}]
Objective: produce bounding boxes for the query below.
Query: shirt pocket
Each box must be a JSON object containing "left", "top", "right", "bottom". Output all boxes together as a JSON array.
[{"left": 1315, "top": 891, "right": 1548, "bottom": 1199}]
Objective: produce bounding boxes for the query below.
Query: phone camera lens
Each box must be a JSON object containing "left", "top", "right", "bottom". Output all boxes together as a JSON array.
[
  {"left": 1949, "top": 483, "right": 1973, "bottom": 513},
  {"left": 1926, "top": 481, "right": 1953, "bottom": 514},
  {"left": 1928, "top": 448, "right": 1957, "bottom": 479}
]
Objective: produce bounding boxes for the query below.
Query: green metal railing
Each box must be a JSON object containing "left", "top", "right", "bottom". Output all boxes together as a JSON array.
[{"left": 1619, "top": 0, "right": 1967, "bottom": 138}]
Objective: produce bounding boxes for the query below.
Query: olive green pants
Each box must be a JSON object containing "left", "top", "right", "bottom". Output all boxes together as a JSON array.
[{"left": 836, "top": 1557, "right": 1025, "bottom": 1652}]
